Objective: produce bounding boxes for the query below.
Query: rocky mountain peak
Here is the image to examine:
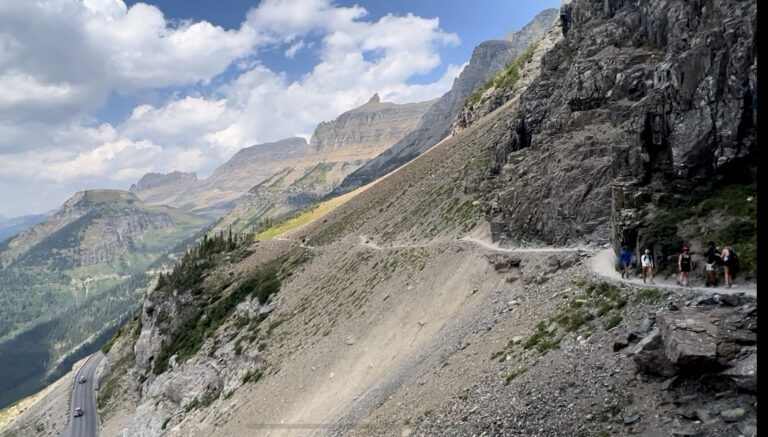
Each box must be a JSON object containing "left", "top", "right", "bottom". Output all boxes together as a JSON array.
[
  {"left": 308, "top": 96, "right": 434, "bottom": 155},
  {"left": 129, "top": 171, "right": 198, "bottom": 193}
]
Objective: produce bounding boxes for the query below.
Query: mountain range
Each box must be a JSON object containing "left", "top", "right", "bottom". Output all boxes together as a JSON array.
[{"left": 0, "top": 3, "right": 757, "bottom": 436}]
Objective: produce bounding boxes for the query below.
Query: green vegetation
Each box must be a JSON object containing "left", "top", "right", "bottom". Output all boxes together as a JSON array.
[
  {"left": 644, "top": 184, "right": 756, "bottom": 278},
  {"left": 603, "top": 313, "right": 623, "bottom": 330},
  {"left": 152, "top": 234, "right": 310, "bottom": 375},
  {"left": 183, "top": 390, "right": 220, "bottom": 412},
  {"left": 161, "top": 417, "right": 171, "bottom": 430},
  {"left": 242, "top": 368, "right": 263, "bottom": 384},
  {"left": 631, "top": 288, "right": 663, "bottom": 304},
  {"left": 492, "top": 282, "right": 665, "bottom": 383},
  {"left": 97, "top": 375, "right": 120, "bottom": 410},
  {"left": 464, "top": 41, "right": 538, "bottom": 108},
  {"left": 503, "top": 366, "right": 528, "bottom": 385}
]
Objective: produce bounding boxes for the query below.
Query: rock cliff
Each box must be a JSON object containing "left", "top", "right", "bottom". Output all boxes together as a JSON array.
[
  {"left": 213, "top": 96, "right": 435, "bottom": 234},
  {"left": 308, "top": 94, "right": 433, "bottom": 157},
  {"left": 330, "top": 8, "right": 559, "bottom": 196},
  {"left": 129, "top": 138, "right": 309, "bottom": 217},
  {"left": 129, "top": 171, "right": 198, "bottom": 206},
  {"left": 476, "top": 0, "right": 756, "bottom": 257}
]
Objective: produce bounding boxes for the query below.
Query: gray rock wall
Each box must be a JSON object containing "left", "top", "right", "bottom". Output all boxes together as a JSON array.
[{"left": 480, "top": 0, "right": 756, "bottom": 248}]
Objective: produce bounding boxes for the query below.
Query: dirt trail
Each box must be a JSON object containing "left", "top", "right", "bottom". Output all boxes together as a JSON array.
[
  {"left": 590, "top": 248, "right": 756, "bottom": 297},
  {"left": 359, "top": 234, "right": 757, "bottom": 298}
]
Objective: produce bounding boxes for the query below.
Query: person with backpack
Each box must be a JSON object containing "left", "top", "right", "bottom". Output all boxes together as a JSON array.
[
  {"left": 722, "top": 246, "right": 736, "bottom": 288},
  {"left": 619, "top": 246, "right": 633, "bottom": 279},
  {"left": 678, "top": 246, "right": 692, "bottom": 286},
  {"left": 641, "top": 248, "right": 654, "bottom": 283},
  {"left": 703, "top": 241, "right": 720, "bottom": 287}
]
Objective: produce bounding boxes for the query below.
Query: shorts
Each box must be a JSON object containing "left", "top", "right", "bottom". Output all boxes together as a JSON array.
[
  {"left": 642, "top": 263, "right": 652, "bottom": 268},
  {"left": 706, "top": 263, "right": 715, "bottom": 271}
]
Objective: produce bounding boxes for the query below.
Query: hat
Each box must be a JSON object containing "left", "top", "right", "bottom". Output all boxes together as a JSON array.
[
  {"left": 644, "top": 249, "right": 650, "bottom": 253},
  {"left": 682, "top": 246, "right": 688, "bottom": 251}
]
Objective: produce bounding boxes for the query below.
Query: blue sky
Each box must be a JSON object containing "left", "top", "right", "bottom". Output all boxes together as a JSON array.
[
  {"left": 103, "top": 0, "right": 560, "bottom": 125},
  {"left": 0, "top": 0, "right": 560, "bottom": 216}
]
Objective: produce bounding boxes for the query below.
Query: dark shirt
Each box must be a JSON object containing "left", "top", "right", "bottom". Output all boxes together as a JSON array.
[
  {"left": 619, "top": 250, "right": 632, "bottom": 264},
  {"left": 704, "top": 247, "right": 720, "bottom": 264}
]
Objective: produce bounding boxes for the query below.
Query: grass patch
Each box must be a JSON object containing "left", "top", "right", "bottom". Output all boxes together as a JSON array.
[
  {"left": 503, "top": 366, "right": 528, "bottom": 385},
  {"left": 258, "top": 188, "right": 359, "bottom": 240},
  {"left": 603, "top": 313, "right": 623, "bottom": 330},
  {"left": 183, "top": 389, "right": 220, "bottom": 413},
  {"left": 632, "top": 288, "right": 664, "bottom": 304},
  {"left": 242, "top": 368, "right": 263, "bottom": 384},
  {"left": 161, "top": 417, "right": 171, "bottom": 430},
  {"left": 152, "top": 249, "right": 310, "bottom": 375},
  {"left": 97, "top": 375, "right": 119, "bottom": 410},
  {"left": 464, "top": 41, "right": 538, "bottom": 108}
]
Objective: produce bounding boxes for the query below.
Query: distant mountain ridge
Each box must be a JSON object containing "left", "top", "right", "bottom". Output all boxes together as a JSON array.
[
  {"left": 329, "top": 8, "right": 559, "bottom": 196},
  {"left": 213, "top": 95, "right": 435, "bottom": 233},
  {"left": 0, "top": 213, "right": 50, "bottom": 243},
  {"left": 129, "top": 138, "right": 310, "bottom": 217},
  {"left": 0, "top": 189, "right": 210, "bottom": 409},
  {"left": 131, "top": 95, "right": 433, "bottom": 230}
]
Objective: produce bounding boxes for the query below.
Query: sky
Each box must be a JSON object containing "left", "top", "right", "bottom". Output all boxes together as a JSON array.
[{"left": 0, "top": 0, "right": 560, "bottom": 217}]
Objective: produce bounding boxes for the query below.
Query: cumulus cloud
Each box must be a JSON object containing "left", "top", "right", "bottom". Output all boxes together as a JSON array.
[{"left": 0, "top": 0, "right": 463, "bottom": 216}]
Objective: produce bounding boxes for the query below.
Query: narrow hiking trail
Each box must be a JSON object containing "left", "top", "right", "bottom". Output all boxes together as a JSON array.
[
  {"left": 590, "top": 248, "right": 756, "bottom": 298},
  {"left": 355, "top": 234, "right": 757, "bottom": 298},
  {"left": 275, "top": 231, "right": 756, "bottom": 299}
]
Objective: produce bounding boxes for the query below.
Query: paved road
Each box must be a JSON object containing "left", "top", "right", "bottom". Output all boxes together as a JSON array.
[{"left": 62, "top": 352, "right": 104, "bottom": 437}]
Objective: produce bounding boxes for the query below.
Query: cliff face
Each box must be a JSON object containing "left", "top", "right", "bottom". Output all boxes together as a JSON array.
[
  {"left": 477, "top": 0, "right": 756, "bottom": 255},
  {"left": 129, "top": 171, "right": 198, "bottom": 206},
  {"left": 330, "top": 8, "right": 559, "bottom": 196},
  {"left": 214, "top": 96, "right": 435, "bottom": 233},
  {"left": 130, "top": 138, "right": 309, "bottom": 216},
  {"left": 308, "top": 94, "right": 433, "bottom": 157}
]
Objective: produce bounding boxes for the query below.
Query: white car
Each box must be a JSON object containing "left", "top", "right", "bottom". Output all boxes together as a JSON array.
[
  {"left": 73, "top": 407, "right": 83, "bottom": 417},
  {"left": 79, "top": 377, "right": 87, "bottom": 383}
]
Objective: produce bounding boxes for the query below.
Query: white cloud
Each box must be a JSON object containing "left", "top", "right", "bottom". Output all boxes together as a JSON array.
[
  {"left": 0, "top": 0, "right": 462, "bottom": 216},
  {"left": 284, "top": 40, "right": 306, "bottom": 58}
]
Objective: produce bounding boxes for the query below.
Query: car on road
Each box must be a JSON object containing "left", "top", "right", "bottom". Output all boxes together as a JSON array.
[
  {"left": 73, "top": 407, "right": 83, "bottom": 417},
  {"left": 79, "top": 376, "right": 87, "bottom": 383}
]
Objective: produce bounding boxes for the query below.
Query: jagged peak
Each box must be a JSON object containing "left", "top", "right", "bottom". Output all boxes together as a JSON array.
[{"left": 368, "top": 93, "right": 380, "bottom": 104}]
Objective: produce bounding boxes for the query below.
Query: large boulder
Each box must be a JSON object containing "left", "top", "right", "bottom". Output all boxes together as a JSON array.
[{"left": 631, "top": 307, "right": 757, "bottom": 379}]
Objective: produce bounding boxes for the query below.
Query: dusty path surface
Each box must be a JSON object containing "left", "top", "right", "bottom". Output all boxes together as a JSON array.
[
  {"left": 359, "top": 234, "right": 756, "bottom": 298},
  {"left": 590, "top": 248, "right": 756, "bottom": 298}
]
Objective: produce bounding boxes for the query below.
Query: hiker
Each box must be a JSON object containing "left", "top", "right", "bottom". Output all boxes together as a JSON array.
[
  {"left": 619, "top": 246, "right": 633, "bottom": 279},
  {"left": 678, "top": 246, "right": 692, "bottom": 286},
  {"left": 641, "top": 249, "right": 654, "bottom": 283},
  {"left": 722, "top": 246, "right": 735, "bottom": 288},
  {"left": 703, "top": 241, "right": 720, "bottom": 286}
]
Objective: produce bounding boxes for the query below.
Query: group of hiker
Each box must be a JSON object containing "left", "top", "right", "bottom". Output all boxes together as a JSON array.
[{"left": 618, "top": 242, "right": 738, "bottom": 288}]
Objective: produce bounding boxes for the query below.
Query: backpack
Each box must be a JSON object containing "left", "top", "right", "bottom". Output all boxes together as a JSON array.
[{"left": 730, "top": 250, "right": 741, "bottom": 276}]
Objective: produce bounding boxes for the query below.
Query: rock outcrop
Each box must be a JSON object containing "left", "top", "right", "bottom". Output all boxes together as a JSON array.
[
  {"left": 309, "top": 94, "right": 433, "bottom": 157},
  {"left": 129, "top": 171, "right": 198, "bottom": 206},
  {"left": 213, "top": 96, "right": 435, "bottom": 233},
  {"left": 476, "top": 0, "right": 756, "bottom": 248},
  {"left": 330, "top": 8, "right": 559, "bottom": 196},
  {"left": 130, "top": 138, "right": 309, "bottom": 216}
]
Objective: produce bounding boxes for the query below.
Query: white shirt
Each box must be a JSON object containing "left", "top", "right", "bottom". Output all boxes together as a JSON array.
[{"left": 641, "top": 254, "right": 653, "bottom": 267}]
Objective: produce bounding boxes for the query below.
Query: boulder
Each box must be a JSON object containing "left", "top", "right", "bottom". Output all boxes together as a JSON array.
[
  {"left": 631, "top": 328, "right": 676, "bottom": 376},
  {"left": 259, "top": 303, "right": 277, "bottom": 319},
  {"left": 719, "top": 353, "right": 757, "bottom": 393},
  {"left": 656, "top": 309, "right": 720, "bottom": 369}
]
